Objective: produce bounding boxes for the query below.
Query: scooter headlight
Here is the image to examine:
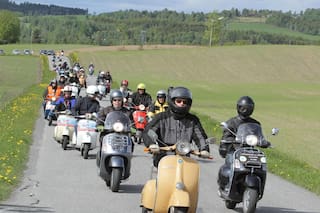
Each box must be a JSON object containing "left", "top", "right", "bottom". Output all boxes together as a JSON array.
[
  {"left": 113, "top": 122, "right": 124, "bottom": 132},
  {"left": 239, "top": 155, "right": 247, "bottom": 162},
  {"left": 176, "top": 142, "right": 191, "bottom": 155},
  {"left": 260, "top": 156, "right": 267, "bottom": 163},
  {"left": 245, "top": 135, "right": 258, "bottom": 146},
  {"left": 138, "top": 104, "right": 145, "bottom": 111}
]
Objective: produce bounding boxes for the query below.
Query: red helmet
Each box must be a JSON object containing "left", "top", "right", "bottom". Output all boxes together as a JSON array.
[{"left": 121, "top": 80, "right": 129, "bottom": 86}]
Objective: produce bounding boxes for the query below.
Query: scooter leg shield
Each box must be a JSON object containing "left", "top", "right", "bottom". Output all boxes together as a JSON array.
[
  {"left": 245, "top": 175, "right": 261, "bottom": 189},
  {"left": 140, "top": 179, "right": 156, "bottom": 210},
  {"left": 109, "top": 156, "right": 125, "bottom": 168},
  {"left": 168, "top": 189, "right": 190, "bottom": 209}
]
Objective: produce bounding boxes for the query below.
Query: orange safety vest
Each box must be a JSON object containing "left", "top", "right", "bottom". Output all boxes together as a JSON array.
[{"left": 46, "top": 86, "right": 62, "bottom": 100}]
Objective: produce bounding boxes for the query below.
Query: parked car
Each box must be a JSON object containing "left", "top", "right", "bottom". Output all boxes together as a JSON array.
[
  {"left": 24, "top": 49, "right": 32, "bottom": 55},
  {"left": 47, "top": 50, "right": 55, "bottom": 56},
  {"left": 0, "top": 49, "right": 5, "bottom": 55},
  {"left": 12, "top": 49, "right": 21, "bottom": 55},
  {"left": 40, "top": 49, "right": 47, "bottom": 55}
]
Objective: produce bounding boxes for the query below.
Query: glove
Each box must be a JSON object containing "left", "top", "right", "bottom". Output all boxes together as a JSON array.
[
  {"left": 200, "top": 150, "right": 210, "bottom": 158},
  {"left": 97, "top": 125, "right": 104, "bottom": 132},
  {"left": 149, "top": 144, "right": 160, "bottom": 153}
]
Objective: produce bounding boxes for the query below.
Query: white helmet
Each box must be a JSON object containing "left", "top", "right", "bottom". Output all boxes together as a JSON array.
[
  {"left": 86, "top": 85, "right": 99, "bottom": 97},
  {"left": 63, "top": 85, "right": 73, "bottom": 92}
]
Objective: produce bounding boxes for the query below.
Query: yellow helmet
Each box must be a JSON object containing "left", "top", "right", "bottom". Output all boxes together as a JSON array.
[{"left": 137, "top": 83, "right": 146, "bottom": 90}]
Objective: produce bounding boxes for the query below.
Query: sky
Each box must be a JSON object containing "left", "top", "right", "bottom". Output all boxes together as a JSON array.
[{"left": 12, "top": 0, "right": 320, "bottom": 14}]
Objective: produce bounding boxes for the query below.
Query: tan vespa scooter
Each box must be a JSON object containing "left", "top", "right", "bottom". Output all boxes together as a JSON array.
[{"left": 140, "top": 130, "right": 213, "bottom": 213}]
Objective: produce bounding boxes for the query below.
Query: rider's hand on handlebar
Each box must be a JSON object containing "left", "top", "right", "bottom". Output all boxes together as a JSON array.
[
  {"left": 200, "top": 150, "right": 210, "bottom": 158},
  {"left": 149, "top": 144, "right": 160, "bottom": 153}
]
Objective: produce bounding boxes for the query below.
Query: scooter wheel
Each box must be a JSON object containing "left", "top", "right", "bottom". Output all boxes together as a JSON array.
[
  {"left": 225, "top": 200, "right": 237, "bottom": 209},
  {"left": 48, "top": 117, "right": 53, "bottom": 126}
]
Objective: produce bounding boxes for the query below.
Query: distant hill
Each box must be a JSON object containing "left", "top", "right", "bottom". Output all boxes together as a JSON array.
[{"left": 0, "top": 0, "right": 88, "bottom": 15}]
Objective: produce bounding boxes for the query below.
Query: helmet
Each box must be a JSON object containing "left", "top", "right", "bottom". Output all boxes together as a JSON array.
[
  {"left": 169, "top": 87, "right": 192, "bottom": 118},
  {"left": 156, "top": 90, "right": 166, "bottom": 99},
  {"left": 121, "top": 80, "right": 129, "bottom": 86},
  {"left": 63, "top": 85, "right": 72, "bottom": 92},
  {"left": 237, "top": 96, "right": 254, "bottom": 119},
  {"left": 50, "top": 79, "right": 57, "bottom": 85},
  {"left": 110, "top": 90, "right": 124, "bottom": 107},
  {"left": 86, "top": 85, "right": 99, "bottom": 97},
  {"left": 137, "top": 83, "right": 146, "bottom": 90}
]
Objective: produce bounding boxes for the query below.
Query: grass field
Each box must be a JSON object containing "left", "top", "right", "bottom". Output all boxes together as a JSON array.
[{"left": 76, "top": 45, "right": 320, "bottom": 171}]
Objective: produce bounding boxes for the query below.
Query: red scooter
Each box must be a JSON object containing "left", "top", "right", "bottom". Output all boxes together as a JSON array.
[{"left": 131, "top": 104, "right": 148, "bottom": 144}]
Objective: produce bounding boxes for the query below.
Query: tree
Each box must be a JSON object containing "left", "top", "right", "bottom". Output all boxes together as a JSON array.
[{"left": 0, "top": 10, "right": 20, "bottom": 43}]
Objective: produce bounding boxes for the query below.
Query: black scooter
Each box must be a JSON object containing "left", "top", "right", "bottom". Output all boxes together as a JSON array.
[{"left": 218, "top": 122, "right": 279, "bottom": 213}]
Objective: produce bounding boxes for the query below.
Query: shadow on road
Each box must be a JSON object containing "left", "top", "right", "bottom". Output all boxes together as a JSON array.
[
  {"left": 119, "top": 184, "right": 144, "bottom": 194},
  {"left": 0, "top": 204, "right": 54, "bottom": 212},
  {"left": 256, "top": 206, "right": 318, "bottom": 213}
]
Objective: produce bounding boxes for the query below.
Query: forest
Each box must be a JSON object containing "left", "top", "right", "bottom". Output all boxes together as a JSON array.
[{"left": 1, "top": 0, "right": 320, "bottom": 46}]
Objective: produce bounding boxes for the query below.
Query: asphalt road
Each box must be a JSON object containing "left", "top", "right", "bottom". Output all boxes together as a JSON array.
[{"left": 0, "top": 57, "right": 320, "bottom": 213}]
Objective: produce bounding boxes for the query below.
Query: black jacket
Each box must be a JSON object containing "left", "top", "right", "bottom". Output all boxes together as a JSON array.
[
  {"left": 97, "top": 106, "right": 132, "bottom": 126},
  {"left": 219, "top": 115, "right": 267, "bottom": 158},
  {"left": 143, "top": 110, "right": 209, "bottom": 152},
  {"left": 130, "top": 92, "right": 152, "bottom": 108},
  {"left": 72, "top": 96, "right": 100, "bottom": 116}
]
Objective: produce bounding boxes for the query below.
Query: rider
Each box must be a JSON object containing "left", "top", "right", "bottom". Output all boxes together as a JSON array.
[
  {"left": 96, "top": 90, "right": 133, "bottom": 145},
  {"left": 130, "top": 83, "right": 152, "bottom": 108},
  {"left": 57, "top": 75, "right": 67, "bottom": 89},
  {"left": 147, "top": 90, "right": 169, "bottom": 119},
  {"left": 217, "top": 96, "right": 271, "bottom": 191},
  {"left": 119, "top": 79, "right": 133, "bottom": 101},
  {"left": 68, "top": 72, "right": 79, "bottom": 85},
  {"left": 42, "top": 79, "right": 62, "bottom": 118},
  {"left": 54, "top": 85, "right": 76, "bottom": 112},
  {"left": 72, "top": 85, "right": 100, "bottom": 116},
  {"left": 142, "top": 86, "right": 210, "bottom": 167},
  {"left": 105, "top": 71, "right": 113, "bottom": 83}
]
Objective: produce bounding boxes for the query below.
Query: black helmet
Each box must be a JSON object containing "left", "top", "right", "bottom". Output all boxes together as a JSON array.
[
  {"left": 237, "top": 96, "right": 254, "bottom": 119},
  {"left": 110, "top": 89, "right": 124, "bottom": 107},
  {"left": 169, "top": 87, "right": 192, "bottom": 118}
]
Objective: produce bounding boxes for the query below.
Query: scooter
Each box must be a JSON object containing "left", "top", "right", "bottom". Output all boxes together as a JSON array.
[
  {"left": 44, "top": 97, "right": 56, "bottom": 120},
  {"left": 71, "top": 113, "right": 98, "bottom": 159},
  {"left": 97, "top": 80, "right": 106, "bottom": 97},
  {"left": 131, "top": 104, "right": 148, "bottom": 144},
  {"left": 88, "top": 66, "right": 94, "bottom": 76},
  {"left": 218, "top": 122, "right": 279, "bottom": 213},
  {"left": 53, "top": 110, "right": 77, "bottom": 150},
  {"left": 96, "top": 111, "right": 133, "bottom": 192},
  {"left": 140, "top": 129, "right": 212, "bottom": 213}
]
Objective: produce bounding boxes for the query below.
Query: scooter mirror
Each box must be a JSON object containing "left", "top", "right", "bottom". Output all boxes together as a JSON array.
[
  {"left": 271, "top": 128, "right": 279, "bottom": 136},
  {"left": 147, "top": 129, "right": 158, "bottom": 142},
  {"left": 220, "top": 122, "right": 228, "bottom": 128}
]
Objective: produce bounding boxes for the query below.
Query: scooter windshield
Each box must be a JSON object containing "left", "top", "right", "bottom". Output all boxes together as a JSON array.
[
  {"left": 235, "top": 123, "right": 265, "bottom": 146},
  {"left": 104, "top": 111, "right": 131, "bottom": 132}
]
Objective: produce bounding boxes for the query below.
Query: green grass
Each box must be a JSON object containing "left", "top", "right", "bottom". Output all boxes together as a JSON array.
[
  {"left": 228, "top": 22, "right": 320, "bottom": 41},
  {"left": 0, "top": 54, "right": 55, "bottom": 200}
]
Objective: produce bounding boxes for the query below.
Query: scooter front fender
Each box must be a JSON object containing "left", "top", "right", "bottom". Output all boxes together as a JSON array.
[
  {"left": 141, "top": 179, "right": 156, "bottom": 210},
  {"left": 168, "top": 189, "right": 190, "bottom": 208},
  {"left": 109, "top": 156, "right": 125, "bottom": 168},
  {"left": 245, "top": 174, "right": 261, "bottom": 189}
]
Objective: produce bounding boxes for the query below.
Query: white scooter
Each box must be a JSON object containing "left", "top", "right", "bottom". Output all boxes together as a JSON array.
[
  {"left": 53, "top": 111, "right": 77, "bottom": 150},
  {"left": 71, "top": 113, "right": 98, "bottom": 159}
]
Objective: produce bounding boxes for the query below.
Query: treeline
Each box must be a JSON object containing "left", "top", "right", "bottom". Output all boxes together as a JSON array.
[
  {"left": 0, "top": 0, "right": 87, "bottom": 15},
  {"left": 266, "top": 9, "right": 320, "bottom": 36},
  {"left": 17, "top": 9, "right": 320, "bottom": 46}
]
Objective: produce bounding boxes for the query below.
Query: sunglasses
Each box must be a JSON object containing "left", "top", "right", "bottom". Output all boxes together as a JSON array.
[
  {"left": 175, "top": 99, "right": 188, "bottom": 104},
  {"left": 113, "top": 99, "right": 122, "bottom": 102}
]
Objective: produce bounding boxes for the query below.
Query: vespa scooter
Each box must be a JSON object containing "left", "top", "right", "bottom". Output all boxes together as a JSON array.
[
  {"left": 131, "top": 104, "right": 148, "bottom": 144},
  {"left": 140, "top": 129, "right": 213, "bottom": 213},
  {"left": 218, "top": 122, "right": 279, "bottom": 213},
  {"left": 96, "top": 111, "right": 133, "bottom": 192},
  {"left": 71, "top": 113, "right": 98, "bottom": 159},
  {"left": 53, "top": 110, "right": 77, "bottom": 150}
]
